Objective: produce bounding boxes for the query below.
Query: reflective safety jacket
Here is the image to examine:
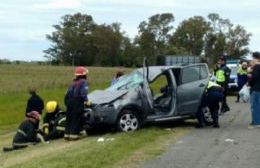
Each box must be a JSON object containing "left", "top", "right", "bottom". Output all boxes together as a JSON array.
[
  {"left": 237, "top": 67, "right": 248, "bottom": 87},
  {"left": 12, "top": 120, "right": 39, "bottom": 147},
  {"left": 208, "top": 81, "right": 220, "bottom": 89},
  {"left": 237, "top": 67, "right": 248, "bottom": 75},
  {"left": 43, "top": 110, "right": 66, "bottom": 135},
  {"left": 207, "top": 81, "right": 223, "bottom": 93},
  {"left": 65, "top": 78, "right": 89, "bottom": 106},
  {"left": 215, "top": 65, "right": 231, "bottom": 84},
  {"left": 216, "top": 69, "right": 225, "bottom": 82}
]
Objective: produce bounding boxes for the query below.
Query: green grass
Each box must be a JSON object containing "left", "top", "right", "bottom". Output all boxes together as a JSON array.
[
  {"left": 0, "top": 127, "right": 190, "bottom": 168},
  {"left": 0, "top": 64, "right": 130, "bottom": 94},
  {"left": 0, "top": 88, "right": 64, "bottom": 129}
]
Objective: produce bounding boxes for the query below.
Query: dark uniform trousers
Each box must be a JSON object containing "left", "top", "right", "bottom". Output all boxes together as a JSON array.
[
  {"left": 216, "top": 81, "right": 229, "bottom": 112},
  {"left": 206, "top": 91, "right": 223, "bottom": 126},
  {"left": 65, "top": 99, "right": 84, "bottom": 138}
]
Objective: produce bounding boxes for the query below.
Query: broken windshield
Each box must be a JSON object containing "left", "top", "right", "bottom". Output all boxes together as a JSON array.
[{"left": 106, "top": 70, "right": 144, "bottom": 91}]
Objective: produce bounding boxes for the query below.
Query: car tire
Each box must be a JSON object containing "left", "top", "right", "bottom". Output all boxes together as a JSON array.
[
  {"left": 203, "top": 107, "right": 213, "bottom": 123},
  {"left": 117, "top": 110, "right": 141, "bottom": 132}
]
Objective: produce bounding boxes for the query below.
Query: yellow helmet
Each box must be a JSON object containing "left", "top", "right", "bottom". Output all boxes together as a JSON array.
[{"left": 46, "top": 101, "right": 58, "bottom": 113}]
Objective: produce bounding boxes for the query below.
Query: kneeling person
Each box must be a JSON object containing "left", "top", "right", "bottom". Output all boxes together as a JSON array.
[
  {"left": 3, "top": 111, "right": 45, "bottom": 152},
  {"left": 206, "top": 81, "right": 224, "bottom": 128},
  {"left": 42, "top": 101, "right": 66, "bottom": 141},
  {"left": 196, "top": 81, "right": 224, "bottom": 128}
]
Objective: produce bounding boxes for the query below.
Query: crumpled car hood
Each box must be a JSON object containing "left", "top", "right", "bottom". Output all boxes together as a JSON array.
[{"left": 88, "top": 90, "right": 128, "bottom": 105}]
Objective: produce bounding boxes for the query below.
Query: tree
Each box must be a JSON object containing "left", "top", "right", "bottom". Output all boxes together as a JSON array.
[
  {"left": 170, "top": 16, "right": 210, "bottom": 56},
  {"left": 120, "top": 38, "right": 143, "bottom": 67},
  {"left": 225, "top": 25, "right": 251, "bottom": 59},
  {"left": 205, "top": 13, "right": 251, "bottom": 64},
  {"left": 44, "top": 12, "right": 251, "bottom": 67},
  {"left": 44, "top": 13, "right": 96, "bottom": 65},
  {"left": 92, "top": 23, "right": 125, "bottom": 66},
  {"left": 135, "top": 13, "right": 174, "bottom": 64},
  {"left": 45, "top": 13, "right": 130, "bottom": 66}
]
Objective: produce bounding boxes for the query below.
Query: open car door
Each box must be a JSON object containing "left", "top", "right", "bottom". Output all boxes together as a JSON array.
[
  {"left": 141, "top": 58, "right": 154, "bottom": 114},
  {"left": 177, "top": 64, "right": 209, "bottom": 115}
]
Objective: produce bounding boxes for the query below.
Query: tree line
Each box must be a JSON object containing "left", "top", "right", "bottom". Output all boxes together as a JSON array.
[{"left": 44, "top": 13, "right": 251, "bottom": 66}]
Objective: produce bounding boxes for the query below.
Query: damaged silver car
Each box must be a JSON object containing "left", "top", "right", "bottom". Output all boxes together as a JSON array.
[{"left": 85, "top": 63, "right": 209, "bottom": 132}]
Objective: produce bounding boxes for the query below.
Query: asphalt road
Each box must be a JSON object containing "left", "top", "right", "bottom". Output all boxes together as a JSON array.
[{"left": 143, "top": 98, "right": 260, "bottom": 168}]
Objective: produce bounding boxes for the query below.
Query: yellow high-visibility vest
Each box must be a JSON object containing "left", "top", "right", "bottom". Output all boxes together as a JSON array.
[
  {"left": 207, "top": 81, "right": 221, "bottom": 89},
  {"left": 237, "top": 67, "right": 248, "bottom": 75},
  {"left": 216, "top": 69, "right": 225, "bottom": 82}
]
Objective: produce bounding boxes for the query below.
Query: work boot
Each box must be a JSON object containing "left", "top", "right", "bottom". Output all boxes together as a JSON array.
[
  {"left": 64, "top": 134, "right": 70, "bottom": 141},
  {"left": 195, "top": 124, "right": 204, "bottom": 128},
  {"left": 205, "top": 122, "right": 213, "bottom": 126},
  {"left": 69, "top": 134, "right": 80, "bottom": 141},
  {"left": 221, "top": 106, "right": 230, "bottom": 113},
  {"left": 213, "top": 124, "right": 220, "bottom": 128},
  {"left": 3, "top": 147, "right": 13, "bottom": 152}
]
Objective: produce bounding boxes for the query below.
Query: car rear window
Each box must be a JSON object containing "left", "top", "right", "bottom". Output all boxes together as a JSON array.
[
  {"left": 182, "top": 66, "right": 200, "bottom": 84},
  {"left": 181, "top": 65, "right": 208, "bottom": 84},
  {"left": 200, "top": 65, "right": 208, "bottom": 79}
]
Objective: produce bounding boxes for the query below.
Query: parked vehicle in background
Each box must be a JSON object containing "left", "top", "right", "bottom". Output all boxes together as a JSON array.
[
  {"left": 157, "top": 55, "right": 200, "bottom": 66},
  {"left": 226, "top": 60, "right": 239, "bottom": 92},
  {"left": 84, "top": 63, "right": 210, "bottom": 132}
]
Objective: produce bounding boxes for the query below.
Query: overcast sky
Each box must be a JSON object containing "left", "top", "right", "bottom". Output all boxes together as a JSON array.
[{"left": 0, "top": 0, "right": 259, "bottom": 61}]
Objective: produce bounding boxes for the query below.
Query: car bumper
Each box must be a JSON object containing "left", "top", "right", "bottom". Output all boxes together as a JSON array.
[
  {"left": 227, "top": 83, "right": 238, "bottom": 92},
  {"left": 84, "top": 105, "right": 118, "bottom": 127}
]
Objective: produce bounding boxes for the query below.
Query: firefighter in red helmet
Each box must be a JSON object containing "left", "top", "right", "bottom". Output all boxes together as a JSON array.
[{"left": 64, "top": 66, "right": 90, "bottom": 140}]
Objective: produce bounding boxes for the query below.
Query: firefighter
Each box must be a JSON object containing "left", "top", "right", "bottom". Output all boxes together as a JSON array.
[
  {"left": 3, "top": 111, "right": 45, "bottom": 152},
  {"left": 196, "top": 81, "right": 224, "bottom": 128},
  {"left": 236, "top": 62, "right": 248, "bottom": 102},
  {"left": 214, "top": 56, "right": 231, "bottom": 113},
  {"left": 64, "top": 66, "right": 90, "bottom": 140},
  {"left": 42, "top": 101, "right": 66, "bottom": 141}
]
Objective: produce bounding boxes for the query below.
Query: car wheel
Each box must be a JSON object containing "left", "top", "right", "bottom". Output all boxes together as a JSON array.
[
  {"left": 203, "top": 107, "right": 213, "bottom": 123},
  {"left": 117, "top": 110, "right": 141, "bottom": 132}
]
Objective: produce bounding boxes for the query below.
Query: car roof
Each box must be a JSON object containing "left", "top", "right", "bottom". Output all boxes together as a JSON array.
[
  {"left": 227, "top": 64, "right": 238, "bottom": 67},
  {"left": 136, "top": 63, "right": 206, "bottom": 81}
]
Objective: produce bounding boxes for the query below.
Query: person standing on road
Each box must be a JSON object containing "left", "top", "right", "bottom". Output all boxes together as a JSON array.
[
  {"left": 64, "top": 66, "right": 90, "bottom": 140},
  {"left": 248, "top": 52, "right": 260, "bottom": 128},
  {"left": 196, "top": 81, "right": 224, "bottom": 128},
  {"left": 214, "top": 56, "right": 231, "bottom": 113},
  {"left": 236, "top": 62, "right": 248, "bottom": 102}
]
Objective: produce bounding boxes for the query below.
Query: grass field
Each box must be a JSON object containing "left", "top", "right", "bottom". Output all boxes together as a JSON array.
[
  {"left": 0, "top": 65, "right": 130, "bottom": 129},
  {"left": 0, "top": 64, "right": 192, "bottom": 168},
  {"left": 0, "top": 64, "right": 129, "bottom": 94}
]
